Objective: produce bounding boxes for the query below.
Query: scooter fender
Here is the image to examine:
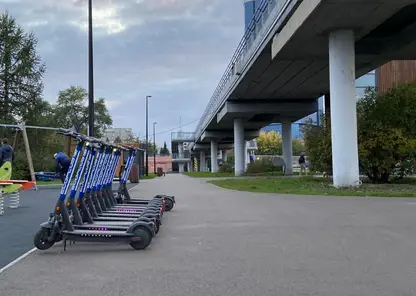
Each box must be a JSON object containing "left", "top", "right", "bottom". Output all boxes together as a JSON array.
[
  {"left": 141, "top": 209, "right": 160, "bottom": 215},
  {"left": 127, "top": 221, "right": 155, "bottom": 237},
  {"left": 164, "top": 196, "right": 175, "bottom": 204},
  {"left": 40, "top": 221, "right": 54, "bottom": 229},
  {"left": 135, "top": 217, "right": 154, "bottom": 223},
  {"left": 141, "top": 210, "right": 161, "bottom": 216},
  {"left": 142, "top": 214, "right": 161, "bottom": 222},
  {"left": 146, "top": 207, "right": 160, "bottom": 211}
]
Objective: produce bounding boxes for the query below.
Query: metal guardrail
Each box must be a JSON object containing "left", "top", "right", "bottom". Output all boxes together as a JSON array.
[
  {"left": 171, "top": 132, "right": 195, "bottom": 142},
  {"left": 193, "top": 0, "right": 292, "bottom": 141},
  {"left": 172, "top": 151, "right": 191, "bottom": 160}
]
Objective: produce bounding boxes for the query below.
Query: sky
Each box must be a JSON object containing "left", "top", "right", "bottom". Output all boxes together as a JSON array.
[{"left": 1, "top": 0, "right": 245, "bottom": 146}]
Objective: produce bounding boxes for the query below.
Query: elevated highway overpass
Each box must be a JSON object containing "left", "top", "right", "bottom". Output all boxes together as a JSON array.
[{"left": 190, "top": 0, "right": 416, "bottom": 186}]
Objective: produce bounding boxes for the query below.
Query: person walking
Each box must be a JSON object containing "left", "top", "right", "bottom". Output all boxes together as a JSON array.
[
  {"left": 298, "top": 152, "right": 307, "bottom": 175},
  {"left": 0, "top": 138, "right": 15, "bottom": 167},
  {"left": 54, "top": 152, "right": 72, "bottom": 183}
]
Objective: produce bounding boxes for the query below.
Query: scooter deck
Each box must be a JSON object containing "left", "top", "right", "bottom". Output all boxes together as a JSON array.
[
  {"left": 93, "top": 216, "right": 137, "bottom": 222},
  {"left": 62, "top": 229, "right": 134, "bottom": 243},
  {"left": 74, "top": 224, "right": 129, "bottom": 231},
  {"left": 89, "top": 221, "right": 133, "bottom": 226},
  {"left": 111, "top": 205, "right": 148, "bottom": 209},
  {"left": 98, "top": 213, "right": 143, "bottom": 218}
]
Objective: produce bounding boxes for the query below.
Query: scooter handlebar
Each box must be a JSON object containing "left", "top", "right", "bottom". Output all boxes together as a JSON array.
[
  {"left": 56, "top": 130, "right": 100, "bottom": 144},
  {"left": 56, "top": 129, "right": 130, "bottom": 151}
]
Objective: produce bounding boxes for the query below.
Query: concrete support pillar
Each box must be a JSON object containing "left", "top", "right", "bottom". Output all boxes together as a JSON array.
[
  {"left": 178, "top": 163, "right": 184, "bottom": 173},
  {"left": 234, "top": 118, "right": 245, "bottom": 176},
  {"left": 282, "top": 120, "right": 293, "bottom": 175},
  {"left": 210, "top": 140, "right": 218, "bottom": 173},
  {"left": 178, "top": 142, "right": 184, "bottom": 159},
  {"left": 329, "top": 30, "right": 359, "bottom": 187},
  {"left": 200, "top": 151, "right": 206, "bottom": 172},
  {"left": 324, "top": 93, "right": 331, "bottom": 125}
]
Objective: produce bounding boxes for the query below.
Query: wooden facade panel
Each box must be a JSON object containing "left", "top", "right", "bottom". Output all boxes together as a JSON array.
[{"left": 376, "top": 60, "right": 416, "bottom": 94}]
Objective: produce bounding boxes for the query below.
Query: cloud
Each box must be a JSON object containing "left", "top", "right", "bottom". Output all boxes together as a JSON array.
[
  {"left": 104, "top": 99, "right": 122, "bottom": 110},
  {"left": 0, "top": 0, "right": 245, "bottom": 145}
]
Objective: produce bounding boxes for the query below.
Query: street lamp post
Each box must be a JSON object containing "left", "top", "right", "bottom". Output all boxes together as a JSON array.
[
  {"left": 87, "top": 0, "right": 95, "bottom": 137},
  {"left": 145, "top": 95, "right": 151, "bottom": 176},
  {"left": 153, "top": 122, "right": 157, "bottom": 174}
]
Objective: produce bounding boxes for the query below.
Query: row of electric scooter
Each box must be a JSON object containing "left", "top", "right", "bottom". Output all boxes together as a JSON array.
[{"left": 33, "top": 129, "right": 175, "bottom": 251}]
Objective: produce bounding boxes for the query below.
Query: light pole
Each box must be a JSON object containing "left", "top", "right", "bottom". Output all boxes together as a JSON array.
[
  {"left": 87, "top": 0, "right": 95, "bottom": 136},
  {"left": 153, "top": 122, "right": 157, "bottom": 174},
  {"left": 145, "top": 95, "right": 151, "bottom": 176}
]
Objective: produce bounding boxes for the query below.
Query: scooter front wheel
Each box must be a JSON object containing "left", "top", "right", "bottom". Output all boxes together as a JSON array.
[{"left": 34, "top": 228, "right": 55, "bottom": 250}]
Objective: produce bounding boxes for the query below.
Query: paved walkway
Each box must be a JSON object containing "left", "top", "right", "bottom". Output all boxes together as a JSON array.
[
  {"left": 0, "top": 183, "right": 135, "bottom": 269},
  {"left": 1, "top": 174, "right": 416, "bottom": 295}
]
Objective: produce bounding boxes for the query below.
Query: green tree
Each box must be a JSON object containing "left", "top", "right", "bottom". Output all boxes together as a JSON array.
[
  {"left": 0, "top": 12, "right": 62, "bottom": 179},
  {"left": 357, "top": 85, "right": 416, "bottom": 182},
  {"left": 160, "top": 141, "right": 170, "bottom": 155},
  {"left": 302, "top": 85, "right": 416, "bottom": 182},
  {"left": 302, "top": 117, "right": 332, "bottom": 176},
  {"left": 141, "top": 140, "right": 157, "bottom": 155},
  {"left": 256, "top": 131, "right": 282, "bottom": 155},
  {"left": 292, "top": 138, "right": 305, "bottom": 155},
  {"left": 0, "top": 12, "right": 45, "bottom": 123},
  {"left": 53, "top": 86, "right": 113, "bottom": 137}
]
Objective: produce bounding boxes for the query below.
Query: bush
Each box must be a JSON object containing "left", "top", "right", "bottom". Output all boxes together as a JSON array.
[
  {"left": 246, "top": 159, "right": 282, "bottom": 174},
  {"left": 11, "top": 155, "right": 31, "bottom": 180},
  {"left": 357, "top": 85, "right": 416, "bottom": 182},
  {"left": 302, "top": 117, "right": 332, "bottom": 176},
  {"left": 358, "top": 127, "right": 415, "bottom": 183},
  {"left": 219, "top": 162, "right": 233, "bottom": 173}
]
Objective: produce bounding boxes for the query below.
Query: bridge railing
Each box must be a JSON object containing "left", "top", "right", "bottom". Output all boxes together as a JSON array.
[
  {"left": 172, "top": 151, "right": 191, "bottom": 160},
  {"left": 193, "top": 0, "right": 292, "bottom": 141},
  {"left": 171, "top": 132, "right": 195, "bottom": 142}
]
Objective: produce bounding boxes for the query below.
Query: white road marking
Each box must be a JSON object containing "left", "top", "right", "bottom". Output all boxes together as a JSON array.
[
  {"left": 0, "top": 183, "right": 140, "bottom": 274},
  {"left": 0, "top": 248, "right": 37, "bottom": 274}
]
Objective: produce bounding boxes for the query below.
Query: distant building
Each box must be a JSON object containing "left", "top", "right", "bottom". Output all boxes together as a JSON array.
[
  {"left": 171, "top": 131, "right": 194, "bottom": 173},
  {"left": 102, "top": 128, "right": 133, "bottom": 143}
]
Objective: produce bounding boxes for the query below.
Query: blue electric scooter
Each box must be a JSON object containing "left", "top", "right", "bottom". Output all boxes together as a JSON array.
[
  {"left": 33, "top": 130, "right": 155, "bottom": 251},
  {"left": 72, "top": 142, "right": 163, "bottom": 233}
]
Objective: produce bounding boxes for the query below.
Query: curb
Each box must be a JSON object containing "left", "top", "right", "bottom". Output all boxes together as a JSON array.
[{"left": 36, "top": 185, "right": 62, "bottom": 189}]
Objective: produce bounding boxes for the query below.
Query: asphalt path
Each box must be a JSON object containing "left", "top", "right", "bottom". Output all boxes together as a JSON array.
[
  {"left": 0, "top": 183, "right": 136, "bottom": 269},
  {"left": 1, "top": 175, "right": 416, "bottom": 295}
]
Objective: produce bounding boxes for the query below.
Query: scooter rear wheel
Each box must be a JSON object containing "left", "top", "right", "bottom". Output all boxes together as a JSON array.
[
  {"left": 164, "top": 198, "right": 174, "bottom": 212},
  {"left": 34, "top": 228, "right": 55, "bottom": 250},
  {"left": 129, "top": 226, "right": 152, "bottom": 250}
]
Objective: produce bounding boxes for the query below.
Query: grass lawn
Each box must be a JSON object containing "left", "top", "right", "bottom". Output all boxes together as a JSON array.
[
  {"left": 208, "top": 176, "right": 416, "bottom": 197},
  {"left": 36, "top": 179, "right": 63, "bottom": 185},
  {"left": 184, "top": 171, "right": 288, "bottom": 178},
  {"left": 141, "top": 173, "right": 157, "bottom": 180},
  {"left": 184, "top": 172, "right": 235, "bottom": 178}
]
